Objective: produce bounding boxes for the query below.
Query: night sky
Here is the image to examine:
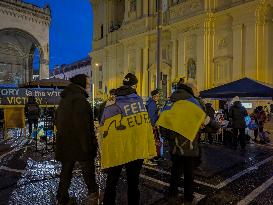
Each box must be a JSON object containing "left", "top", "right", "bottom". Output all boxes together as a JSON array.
[{"left": 23, "top": 0, "right": 93, "bottom": 70}]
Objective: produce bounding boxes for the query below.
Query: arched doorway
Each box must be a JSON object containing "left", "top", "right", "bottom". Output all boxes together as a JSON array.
[{"left": 0, "top": 28, "right": 44, "bottom": 85}]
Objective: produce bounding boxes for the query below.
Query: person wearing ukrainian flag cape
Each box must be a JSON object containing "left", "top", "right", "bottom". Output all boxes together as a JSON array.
[
  {"left": 157, "top": 80, "right": 207, "bottom": 204},
  {"left": 99, "top": 73, "right": 156, "bottom": 205}
]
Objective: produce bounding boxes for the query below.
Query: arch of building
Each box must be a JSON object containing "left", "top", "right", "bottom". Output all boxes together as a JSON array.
[
  {"left": 0, "top": 0, "right": 51, "bottom": 84},
  {"left": 0, "top": 28, "right": 45, "bottom": 84}
]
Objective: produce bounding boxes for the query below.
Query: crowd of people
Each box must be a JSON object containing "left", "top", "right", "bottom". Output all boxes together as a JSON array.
[
  {"left": 1, "top": 72, "right": 272, "bottom": 205},
  {"left": 54, "top": 73, "right": 210, "bottom": 205}
]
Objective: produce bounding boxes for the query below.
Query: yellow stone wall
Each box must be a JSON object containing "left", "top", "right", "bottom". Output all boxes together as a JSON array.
[{"left": 90, "top": 0, "right": 273, "bottom": 98}]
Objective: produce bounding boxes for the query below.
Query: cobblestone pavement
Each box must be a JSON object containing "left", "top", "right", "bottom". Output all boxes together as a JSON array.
[{"left": 1, "top": 121, "right": 273, "bottom": 205}]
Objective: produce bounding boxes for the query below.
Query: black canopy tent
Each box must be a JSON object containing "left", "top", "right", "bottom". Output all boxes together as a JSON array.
[{"left": 200, "top": 77, "right": 273, "bottom": 99}]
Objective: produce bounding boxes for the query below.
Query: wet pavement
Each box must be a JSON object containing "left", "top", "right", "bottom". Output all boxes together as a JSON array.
[{"left": 1, "top": 121, "right": 273, "bottom": 205}]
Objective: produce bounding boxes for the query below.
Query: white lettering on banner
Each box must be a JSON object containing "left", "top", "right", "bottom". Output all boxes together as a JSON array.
[
  {"left": 138, "top": 102, "right": 146, "bottom": 112},
  {"left": 123, "top": 102, "right": 146, "bottom": 115},
  {"left": 26, "top": 90, "right": 32, "bottom": 96},
  {"left": 124, "top": 105, "right": 130, "bottom": 115},
  {"left": 6, "top": 97, "right": 43, "bottom": 105},
  {"left": 0, "top": 89, "right": 19, "bottom": 96},
  {"left": 131, "top": 103, "right": 138, "bottom": 114}
]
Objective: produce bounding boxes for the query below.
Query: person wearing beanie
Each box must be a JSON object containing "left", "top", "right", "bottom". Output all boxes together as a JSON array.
[
  {"left": 55, "top": 74, "right": 99, "bottom": 205},
  {"left": 122, "top": 72, "right": 138, "bottom": 88},
  {"left": 145, "top": 89, "right": 162, "bottom": 164},
  {"left": 101, "top": 73, "right": 156, "bottom": 205},
  {"left": 159, "top": 81, "right": 206, "bottom": 204}
]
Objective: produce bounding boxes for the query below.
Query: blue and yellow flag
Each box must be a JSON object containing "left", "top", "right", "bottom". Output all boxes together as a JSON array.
[
  {"left": 157, "top": 98, "right": 206, "bottom": 142},
  {"left": 99, "top": 94, "right": 156, "bottom": 169}
]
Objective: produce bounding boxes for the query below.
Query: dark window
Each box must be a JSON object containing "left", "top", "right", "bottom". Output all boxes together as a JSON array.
[
  {"left": 100, "top": 24, "right": 104, "bottom": 39},
  {"left": 99, "top": 65, "right": 102, "bottom": 72},
  {"left": 99, "top": 81, "right": 103, "bottom": 89}
]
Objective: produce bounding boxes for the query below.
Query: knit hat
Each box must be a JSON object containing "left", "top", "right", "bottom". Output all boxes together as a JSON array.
[
  {"left": 123, "top": 73, "right": 138, "bottom": 86},
  {"left": 70, "top": 74, "right": 88, "bottom": 89}
]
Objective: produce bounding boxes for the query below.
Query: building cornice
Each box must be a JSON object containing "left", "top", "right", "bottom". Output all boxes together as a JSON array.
[{"left": 0, "top": 0, "right": 51, "bottom": 26}]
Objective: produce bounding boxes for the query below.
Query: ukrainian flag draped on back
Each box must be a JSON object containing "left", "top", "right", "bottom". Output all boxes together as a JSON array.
[
  {"left": 99, "top": 94, "right": 156, "bottom": 169},
  {"left": 157, "top": 98, "right": 206, "bottom": 142}
]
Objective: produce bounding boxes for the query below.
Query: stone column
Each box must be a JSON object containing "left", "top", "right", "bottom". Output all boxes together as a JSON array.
[
  {"left": 143, "top": 0, "right": 148, "bottom": 16},
  {"left": 124, "top": 0, "right": 129, "bottom": 22},
  {"left": 39, "top": 44, "right": 49, "bottom": 79},
  {"left": 255, "top": 1, "right": 272, "bottom": 82},
  {"left": 232, "top": 23, "right": 245, "bottom": 80},
  {"left": 149, "top": 0, "right": 155, "bottom": 15},
  {"left": 171, "top": 38, "right": 178, "bottom": 82},
  {"left": 255, "top": 6, "right": 265, "bottom": 81},
  {"left": 243, "top": 20, "right": 256, "bottom": 79},
  {"left": 177, "top": 34, "right": 185, "bottom": 78},
  {"left": 196, "top": 28, "right": 206, "bottom": 91},
  {"left": 137, "top": 0, "right": 143, "bottom": 18},
  {"left": 203, "top": 12, "right": 215, "bottom": 89},
  {"left": 135, "top": 48, "right": 142, "bottom": 95},
  {"left": 142, "top": 47, "right": 149, "bottom": 98},
  {"left": 264, "top": 9, "right": 273, "bottom": 84}
]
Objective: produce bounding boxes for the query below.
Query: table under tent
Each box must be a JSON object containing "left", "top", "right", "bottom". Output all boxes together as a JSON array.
[{"left": 199, "top": 77, "right": 273, "bottom": 145}]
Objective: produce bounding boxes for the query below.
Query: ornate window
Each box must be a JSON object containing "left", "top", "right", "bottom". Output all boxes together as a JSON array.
[{"left": 130, "top": 0, "right": 136, "bottom": 12}]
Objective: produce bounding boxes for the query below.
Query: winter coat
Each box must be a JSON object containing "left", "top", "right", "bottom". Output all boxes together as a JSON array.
[
  {"left": 205, "top": 103, "right": 215, "bottom": 120},
  {"left": 55, "top": 83, "right": 97, "bottom": 162},
  {"left": 228, "top": 101, "right": 248, "bottom": 129},
  {"left": 252, "top": 110, "right": 267, "bottom": 127},
  {"left": 146, "top": 97, "right": 159, "bottom": 127},
  {"left": 24, "top": 101, "right": 40, "bottom": 120},
  {"left": 160, "top": 85, "right": 202, "bottom": 157}
]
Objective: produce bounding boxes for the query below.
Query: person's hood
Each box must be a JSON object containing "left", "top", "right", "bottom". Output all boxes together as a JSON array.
[
  {"left": 170, "top": 87, "right": 193, "bottom": 102},
  {"left": 116, "top": 93, "right": 141, "bottom": 104},
  {"left": 115, "top": 85, "right": 137, "bottom": 96},
  {"left": 60, "top": 83, "right": 88, "bottom": 99}
]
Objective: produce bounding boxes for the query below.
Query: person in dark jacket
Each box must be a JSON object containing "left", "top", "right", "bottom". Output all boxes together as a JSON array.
[
  {"left": 102, "top": 73, "right": 144, "bottom": 205},
  {"left": 252, "top": 106, "right": 267, "bottom": 142},
  {"left": 146, "top": 89, "right": 162, "bottom": 161},
  {"left": 55, "top": 74, "right": 98, "bottom": 205},
  {"left": 160, "top": 81, "right": 205, "bottom": 205},
  {"left": 228, "top": 97, "right": 248, "bottom": 150},
  {"left": 25, "top": 96, "right": 40, "bottom": 136},
  {"left": 205, "top": 102, "right": 215, "bottom": 144}
]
